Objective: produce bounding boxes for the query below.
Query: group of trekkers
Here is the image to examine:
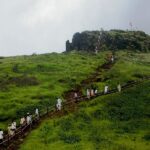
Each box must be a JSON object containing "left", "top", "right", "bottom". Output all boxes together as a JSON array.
[
  {"left": 0, "top": 98, "right": 63, "bottom": 143},
  {"left": 85, "top": 83, "right": 121, "bottom": 99},
  {"left": 0, "top": 54, "right": 117, "bottom": 145},
  {"left": 0, "top": 108, "right": 39, "bottom": 143}
]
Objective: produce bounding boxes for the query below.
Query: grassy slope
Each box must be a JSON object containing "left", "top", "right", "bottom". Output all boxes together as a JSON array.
[
  {"left": 19, "top": 51, "right": 150, "bottom": 150},
  {"left": 0, "top": 51, "right": 106, "bottom": 129},
  {"left": 20, "top": 81, "right": 150, "bottom": 150}
]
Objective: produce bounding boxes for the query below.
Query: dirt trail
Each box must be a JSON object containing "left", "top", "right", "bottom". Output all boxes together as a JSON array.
[{"left": 63, "top": 61, "right": 114, "bottom": 103}]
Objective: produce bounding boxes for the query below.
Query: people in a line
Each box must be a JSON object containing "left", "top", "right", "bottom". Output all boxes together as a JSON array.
[
  {"left": 104, "top": 85, "right": 109, "bottom": 94},
  {"left": 26, "top": 113, "right": 32, "bottom": 125},
  {"left": 35, "top": 108, "right": 39, "bottom": 120},
  {"left": 56, "top": 98, "right": 62, "bottom": 111},
  {"left": 0, "top": 129, "right": 3, "bottom": 143},
  {"left": 117, "top": 84, "right": 121, "bottom": 92},
  {"left": 86, "top": 89, "right": 90, "bottom": 99},
  {"left": 20, "top": 117, "right": 26, "bottom": 126}
]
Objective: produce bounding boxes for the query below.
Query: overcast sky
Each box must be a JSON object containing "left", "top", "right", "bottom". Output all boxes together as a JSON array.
[{"left": 0, "top": 0, "right": 149, "bottom": 56}]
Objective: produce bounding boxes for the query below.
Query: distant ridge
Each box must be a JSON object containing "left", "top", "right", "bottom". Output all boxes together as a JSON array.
[{"left": 66, "top": 29, "right": 150, "bottom": 52}]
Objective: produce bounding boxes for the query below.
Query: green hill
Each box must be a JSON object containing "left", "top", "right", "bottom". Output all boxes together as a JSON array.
[
  {"left": 0, "top": 50, "right": 149, "bottom": 150},
  {"left": 17, "top": 51, "right": 149, "bottom": 150},
  {"left": 66, "top": 30, "right": 150, "bottom": 52}
]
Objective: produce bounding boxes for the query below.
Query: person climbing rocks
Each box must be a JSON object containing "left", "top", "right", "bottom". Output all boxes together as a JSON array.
[
  {"left": 104, "top": 85, "right": 109, "bottom": 94},
  {"left": 56, "top": 98, "right": 62, "bottom": 111},
  {"left": 117, "top": 83, "right": 121, "bottom": 92},
  {"left": 0, "top": 129, "right": 3, "bottom": 143}
]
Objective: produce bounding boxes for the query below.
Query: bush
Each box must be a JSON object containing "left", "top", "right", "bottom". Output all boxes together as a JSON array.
[
  {"left": 59, "top": 118, "right": 73, "bottom": 131},
  {"left": 143, "top": 132, "right": 150, "bottom": 141},
  {"left": 59, "top": 131, "right": 81, "bottom": 144}
]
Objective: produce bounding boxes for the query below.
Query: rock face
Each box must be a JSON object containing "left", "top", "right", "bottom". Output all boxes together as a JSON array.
[{"left": 66, "top": 29, "right": 150, "bottom": 52}]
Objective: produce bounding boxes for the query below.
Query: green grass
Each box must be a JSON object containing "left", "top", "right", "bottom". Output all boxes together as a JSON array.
[
  {"left": 20, "top": 81, "right": 150, "bottom": 150},
  {"left": 0, "top": 51, "right": 106, "bottom": 129},
  {"left": 0, "top": 50, "right": 150, "bottom": 149}
]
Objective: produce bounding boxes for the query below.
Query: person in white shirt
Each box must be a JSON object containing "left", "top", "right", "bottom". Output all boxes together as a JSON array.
[
  {"left": 111, "top": 55, "right": 114, "bottom": 63},
  {"left": 104, "top": 86, "right": 109, "bottom": 94},
  {"left": 0, "top": 129, "right": 3, "bottom": 143},
  {"left": 20, "top": 117, "right": 26, "bottom": 126},
  {"left": 8, "top": 124, "right": 14, "bottom": 136},
  {"left": 56, "top": 98, "right": 62, "bottom": 111},
  {"left": 94, "top": 89, "right": 98, "bottom": 95},
  {"left": 26, "top": 113, "right": 32, "bottom": 125},
  {"left": 117, "top": 84, "right": 121, "bottom": 92},
  {"left": 35, "top": 108, "right": 39, "bottom": 120},
  {"left": 11, "top": 121, "right": 16, "bottom": 130}
]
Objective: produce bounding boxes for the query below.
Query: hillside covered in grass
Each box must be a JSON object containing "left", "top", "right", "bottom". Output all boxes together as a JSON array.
[
  {"left": 0, "top": 52, "right": 106, "bottom": 129},
  {"left": 66, "top": 30, "right": 150, "bottom": 52},
  {"left": 18, "top": 51, "right": 150, "bottom": 150},
  {"left": 20, "top": 81, "right": 150, "bottom": 150}
]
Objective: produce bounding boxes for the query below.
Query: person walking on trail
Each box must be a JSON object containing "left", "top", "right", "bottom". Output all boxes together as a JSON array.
[
  {"left": 0, "top": 129, "right": 3, "bottom": 143},
  {"left": 20, "top": 117, "right": 26, "bottom": 126},
  {"left": 11, "top": 121, "right": 16, "bottom": 130},
  {"left": 35, "top": 108, "right": 39, "bottom": 120},
  {"left": 94, "top": 89, "right": 98, "bottom": 95},
  {"left": 26, "top": 113, "right": 32, "bottom": 125},
  {"left": 87, "top": 89, "right": 90, "bottom": 99},
  {"left": 117, "top": 84, "right": 121, "bottom": 92},
  {"left": 56, "top": 98, "right": 62, "bottom": 111},
  {"left": 91, "top": 89, "right": 94, "bottom": 97},
  {"left": 8, "top": 124, "right": 14, "bottom": 136},
  {"left": 111, "top": 55, "right": 114, "bottom": 63},
  {"left": 104, "top": 85, "right": 109, "bottom": 94},
  {"left": 74, "top": 92, "right": 78, "bottom": 102}
]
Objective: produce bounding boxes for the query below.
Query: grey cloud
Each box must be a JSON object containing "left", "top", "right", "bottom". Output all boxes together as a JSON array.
[{"left": 0, "top": 0, "right": 149, "bottom": 56}]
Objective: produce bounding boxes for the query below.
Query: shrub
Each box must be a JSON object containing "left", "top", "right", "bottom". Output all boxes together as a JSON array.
[
  {"left": 59, "top": 118, "right": 73, "bottom": 131},
  {"left": 143, "top": 132, "right": 150, "bottom": 141},
  {"left": 59, "top": 131, "right": 81, "bottom": 144}
]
